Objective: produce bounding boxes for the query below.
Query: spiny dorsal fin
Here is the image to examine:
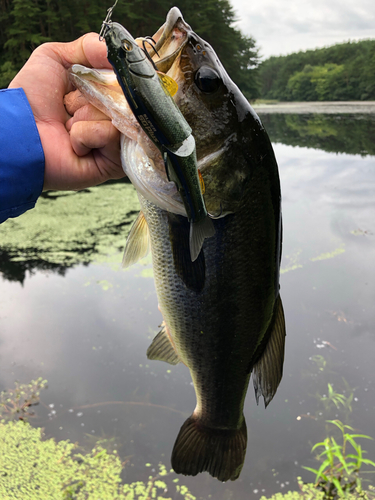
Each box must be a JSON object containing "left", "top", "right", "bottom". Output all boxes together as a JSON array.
[
  {"left": 147, "top": 324, "right": 180, "bottom": 365},
  {"left": 122, "top": 211, "right": 150, "bottom": 269},
  {"left": 252, "top": 295, "right": 286, "bottom": 407}
]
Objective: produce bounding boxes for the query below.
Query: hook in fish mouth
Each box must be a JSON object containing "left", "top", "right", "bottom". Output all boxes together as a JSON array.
[
  {"left": 140, "top": 37, "right": 160, "bottom": 71},
  {"left": 135, "top": 7, "right": 192, "bottom": 74}
]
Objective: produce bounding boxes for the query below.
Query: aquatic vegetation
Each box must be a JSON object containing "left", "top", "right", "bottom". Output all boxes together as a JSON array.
[
  {"left": 260, "top": 480, "right": 375, "bottom": 499},
  {"left": 310, "top": 245, "right": 345, "bottom": 263},
  {"left": 280, "top": 250, "right": 303, "bottom": 274},
  {"left": 304, "top": 354, "right": 356, "bottom": 423},
  {"left": 260, "top": 484, "right": 326, "bottom": 500},
  {"left": 279, "top": 242, "right": 346, "bottom": 276},
  {"left": 0, "top": 183, "right": 139, "bottom": 282},
  {"left": 288, "top": 354, "right": 374, "bottom": 499},
  {"left": 123, "top": 464, "right": 196, "bottom": 500},
  {"left": 0, "top": 377, "right": 47, "bottom": 422},
  {"left": 0, "top": 420, "right": 123, "bottom": 499},
  {"left": 310, "top": 355, "right": 327, "bottom": 373},
  {"left": 314, "top": 382, "right": 354, "bottom": 419},
  {"left": 0, "top": 420, "right": 196, "bottom": 499},
  {"left": 303, "top": 420, "right": 375, "bottom": 498}
]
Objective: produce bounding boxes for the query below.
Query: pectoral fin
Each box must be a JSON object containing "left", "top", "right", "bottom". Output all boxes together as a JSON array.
[
  {"left": 252, "top": 295, "right": 286, "bottom": 407},
  {"left": 147, "top": 324, "right": 180, "bottom": 365},
  {"left": 122, "top": 211, "right": 150, "bottom": 269}
]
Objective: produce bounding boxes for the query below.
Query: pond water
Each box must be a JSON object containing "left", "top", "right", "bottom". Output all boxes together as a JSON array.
[{"left": 1, "top": 111, "right": 375, "bottom": 499}]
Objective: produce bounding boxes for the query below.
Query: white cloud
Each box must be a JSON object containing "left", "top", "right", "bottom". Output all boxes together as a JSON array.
[{"left": 230, "top": 0, "right": 375, "bottom": 58}]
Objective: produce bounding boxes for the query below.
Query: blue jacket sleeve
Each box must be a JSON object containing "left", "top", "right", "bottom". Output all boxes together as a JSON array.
[{"left": 0, "top": 88, "right": 45, "bottom": 224}]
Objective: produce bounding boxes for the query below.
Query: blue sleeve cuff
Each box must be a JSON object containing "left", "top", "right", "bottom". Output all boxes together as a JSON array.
[{"left": 0, "top": 88, "right": 45, "bottom": 223}]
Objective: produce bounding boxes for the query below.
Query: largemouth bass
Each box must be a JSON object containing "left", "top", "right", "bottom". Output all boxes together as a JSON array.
[{"left": 69, "top": 7, "right": 285, "bottom": 482}]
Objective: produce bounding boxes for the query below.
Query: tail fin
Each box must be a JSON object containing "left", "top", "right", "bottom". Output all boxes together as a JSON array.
[
  {"left": 189, "top": 217, "right": 215, "bottom": 262},
  {"left": 171, "top": 415, "right": 247, "bottom": 482}
]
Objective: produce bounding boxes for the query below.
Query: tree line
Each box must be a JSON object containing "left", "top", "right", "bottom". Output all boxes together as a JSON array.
[
  {"left": 0, "top": 0, "right": 259, "bottom": 95},
  {"left": 258, "top": 39, "right": 375, "bottom": 101},
  {"left": 2, "top": 0, "right": 374, "bottom": 101}
]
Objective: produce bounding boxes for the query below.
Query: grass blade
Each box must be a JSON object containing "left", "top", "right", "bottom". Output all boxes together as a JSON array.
[{"left": 332, "top": 477, "right": 344, "bottom": 495}]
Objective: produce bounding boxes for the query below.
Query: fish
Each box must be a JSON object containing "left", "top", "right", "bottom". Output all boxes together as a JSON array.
[
  {"left": 101, "top": 20, "right": 214, "bottom": 262},
  {"left": 69, "top": 7, "right": 286, "bottom": 483}
]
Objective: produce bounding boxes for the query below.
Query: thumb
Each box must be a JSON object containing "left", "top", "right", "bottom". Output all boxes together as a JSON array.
[{"left": 42, "top": 32, "right": 112, "bottom": 70}]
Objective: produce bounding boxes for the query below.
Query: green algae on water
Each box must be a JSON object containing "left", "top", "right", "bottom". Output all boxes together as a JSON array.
[
  {"left": 0, "top": 421, "right": 197, "bottom": 499},
  {"left": 310, "top": 244, "right": 345, "bottom": 262},
  {"left": 0, "top": 183, "right": 139, "bottom": 281}
]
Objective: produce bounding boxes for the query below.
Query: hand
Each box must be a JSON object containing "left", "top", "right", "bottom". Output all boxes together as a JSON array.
[{"left": 9, "top": 33, "right": 124, "bottom": 191}]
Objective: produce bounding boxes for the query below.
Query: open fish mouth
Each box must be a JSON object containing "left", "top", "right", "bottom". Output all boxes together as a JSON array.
[{"left": 140, "top": 7, "right": 191, "bottom": 74}]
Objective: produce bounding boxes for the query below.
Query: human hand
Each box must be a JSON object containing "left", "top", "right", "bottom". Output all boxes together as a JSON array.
[{"left": 9, "top": 33, "right": 124, "bottom": 191}]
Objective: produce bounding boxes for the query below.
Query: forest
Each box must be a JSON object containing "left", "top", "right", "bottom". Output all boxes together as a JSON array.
[
  {"left": 258, "top": 39, "right": 375, "bottom": 101},
  {"left": 0, "top": 0, "right": 259, "bottom": 95},
  {"left": 1, "top": 0, "right": 374, "bottom": 101}
]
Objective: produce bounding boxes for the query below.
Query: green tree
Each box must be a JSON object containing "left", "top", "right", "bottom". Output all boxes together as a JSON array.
[
  {"left": 0, "top": 0, "right": 260, "bottom": 95},
  {"left": 286, "top": 64, "right": 318, "bottom": 101},
  {"left": 258, "top": 39, "right": 375, "bottom": 101},
  {"left": 4, "top": 0, "right": 49, "bottom": 66}
]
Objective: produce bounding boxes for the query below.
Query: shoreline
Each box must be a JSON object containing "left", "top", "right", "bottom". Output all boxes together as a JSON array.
[{"left": 251, "top": 101, "right": 375, "bottom": 114}]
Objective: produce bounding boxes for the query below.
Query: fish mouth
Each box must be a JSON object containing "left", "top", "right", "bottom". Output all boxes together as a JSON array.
[{"left": 136, "top": 7, "right": 191, "bottom": 74}]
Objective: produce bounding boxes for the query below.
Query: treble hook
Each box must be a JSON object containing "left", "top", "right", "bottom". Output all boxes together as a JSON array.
[
  {"left": 142, "top": 37, "right": 160, "bottom": 57},
  {"left": 99, "top": 0, "right": 118, "bottom": 40},
  {"left": 140, "top": 36, "right": 160, "bottom": 70}
]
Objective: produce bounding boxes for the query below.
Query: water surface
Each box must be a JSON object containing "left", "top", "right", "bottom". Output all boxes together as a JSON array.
[{"left": 0, "top": 112, "right": 374, "bottom": 498}]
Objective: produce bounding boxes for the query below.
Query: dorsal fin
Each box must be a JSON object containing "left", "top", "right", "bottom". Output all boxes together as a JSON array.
[
  {"left": 147, "top": 323, "right": 180, "bottom": 365},
  {"left": 252, "top": 295, "right": 286, "bottom": 407},
  {"left": 122, "top": 211, "right": 150, "bottom": 269}
]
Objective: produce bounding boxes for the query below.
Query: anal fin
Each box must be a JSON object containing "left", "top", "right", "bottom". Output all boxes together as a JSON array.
[
  {"left": 252, "top": 295, "right": 286, "bottom": 407},
  {"left": 122, "top": 211, "right": 150, "bottom": 269},
  {"left": 147, "top": 324, "right": 180, "bottom": 365}
]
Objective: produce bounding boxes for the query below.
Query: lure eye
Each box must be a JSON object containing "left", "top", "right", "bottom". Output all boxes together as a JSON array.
[
  {"left": 122, "top": 39, "right": 132, "bottom": 51},
  {"left": 194, "top": 66, "right": 221, "bottom": 93}
]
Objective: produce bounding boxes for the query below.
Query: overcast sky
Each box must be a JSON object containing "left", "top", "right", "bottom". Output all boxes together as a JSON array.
[{"left": 230, "top": 0, "right": 375, "bottom": 59}]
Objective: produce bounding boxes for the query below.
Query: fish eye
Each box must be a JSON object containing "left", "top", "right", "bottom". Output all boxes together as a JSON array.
[{"left": 194, "top": 66, "right": 221, "bottom": 94}]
